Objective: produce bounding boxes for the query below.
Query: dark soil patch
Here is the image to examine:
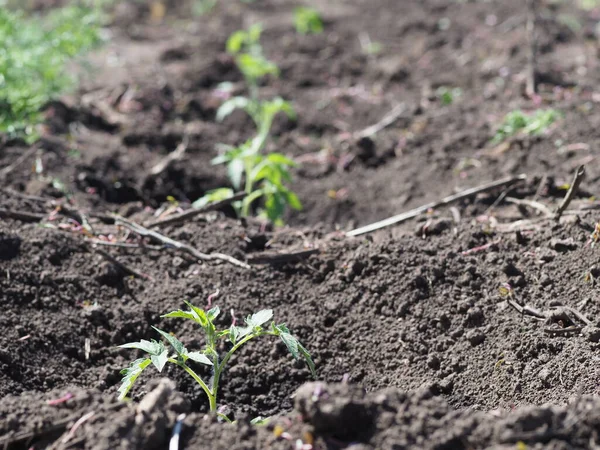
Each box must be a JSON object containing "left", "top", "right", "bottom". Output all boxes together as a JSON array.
[{"left": 2, "top": 0, "right": 600, "bottom": 449}]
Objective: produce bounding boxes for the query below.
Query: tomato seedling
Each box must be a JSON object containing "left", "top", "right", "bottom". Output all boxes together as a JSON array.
[{"left": 118, "top": 303, "right": 315, "bottom": 417}]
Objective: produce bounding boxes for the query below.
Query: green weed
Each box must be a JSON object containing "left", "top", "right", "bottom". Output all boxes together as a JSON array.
[
  {"left": 0, "top": 5, "right": 104, "bottom": 141},
  {"left": 491, "top": 109, "right": 559, "bottom": 144}
]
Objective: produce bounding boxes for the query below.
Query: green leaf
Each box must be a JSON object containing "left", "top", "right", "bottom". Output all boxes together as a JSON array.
[
  {"left": 216, "top": 96, "right": 250, "bottom": 121},
  {"left": 186, "top": 351, "right": 214, "bottom": 366},
  {"left": 228, "top": 158, "right": 245, "bottom": 191},
  {"left": 118, "top": 339, "right": 163, "bottom": 355},
  {"left": 183, "top": 301, "right": 209, "bottom": 327},
  {"left": 207, "top": 306, "right": 220, "bottom": 321},
  {"left": 150, "top": 349, "right": 169, "bottom": 372},
  {"left": 250, "top": 416, "right": 270, "bottom": 425},
  {"left": 246, "top": 309, "right": 273, "bottom": 328},
  {"left": 267, "top": 153, "right": 297, "bottom": 167},
  {"left": 192, "top": 187, "right": 235, "bottom": 209},
  {"left": 277, "top": 329, "right": 316, "bottom": 378},
  {"left": 162, "top": 310, "right": 199, "bottom": 322},
  {"left": 153, "top": 327, "right": 187, "bottom": 357},
  {"left": 294, "top": 7, "right": 324, "bottom": 34},
  {"left": 229, "top": 325, "right": 253, "bottom": 343},
  {"left": 117, "top": 358, "right": 152, "bottom": 400},
  {"left": 283, "top": 189, "right": 302, "bottom": 210},
  {"left": 226, "top": 30, "right": 247, "bottom": 54},
  {"left": 279, "top": 331, "right": 299, "bottom": 358},
  {"left": 297, "top": 341, "right": 317, "bottom": 378}
]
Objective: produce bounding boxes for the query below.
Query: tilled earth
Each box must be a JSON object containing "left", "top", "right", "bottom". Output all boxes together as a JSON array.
[{"left": 2, "top": 0, "right": 600, "bottom": 449}]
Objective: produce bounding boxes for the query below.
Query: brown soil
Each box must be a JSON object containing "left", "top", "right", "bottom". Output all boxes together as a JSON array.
[{"left": 2, "top": 0, "right": 600, "bottom": 449}]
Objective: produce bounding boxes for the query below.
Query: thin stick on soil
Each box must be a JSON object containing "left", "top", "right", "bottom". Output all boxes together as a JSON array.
[
  {"left": 1, "top": 187, "right": 53, "bottom": 203},
  {"left": 145, "top": 192, "right": 247, "bottom": 228},
  {"left": 246, "top": 248, "right": 319, "bottom": 265},
  {"left": 505, "top": 197, "right": 553, "bottom": 217},
  {"left": 0, "top": 208, "right": 47, "bottom": 222},
  {"left": 346, "top": 173, "right": 527, "bottom": 237},
  {"left": 149, "top": 135, "right": 190, "bottom": 176},
  {"left": 554, "top": 165, "right": 585, "bottom": 220},
  {"left": 114, "top": 215, "right": 251, "bottom": 269},
  {"left": 92, "top": 246, "right": 155, "bottom": 281},
  {"left": 87, "top": 239, "right": 165, "bottom": 251},
  {"left": 354, "top": 103, "right": 406, "bottom": 140},
  {"left": 525, "top": 0, "right": 537, "bottom": 97},
  {"left": 0, "top": 142, "right": 40, "bottom": 179}
]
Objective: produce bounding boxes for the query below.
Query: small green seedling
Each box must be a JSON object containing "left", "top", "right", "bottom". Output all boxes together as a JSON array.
[
  {"left": 491, "top": 109, "right": 559, "bottom": 144},
  {"left": 195, "top": 134, "right": 301, "bottom": 223},
  {"left": 436, "top": 86, "right": 462, "bottom": 106},
  {"left": 118, "top": 303, "right": 315, "bottom": 416},
  {"left": 226, "top": 24, "right": 279, "bottom": 100},
  {"left": 219, "top": 26, "right": 293, "bottom": 134},
  {"left": 293, "top": 7, "right": 324, "bottom": 35}
]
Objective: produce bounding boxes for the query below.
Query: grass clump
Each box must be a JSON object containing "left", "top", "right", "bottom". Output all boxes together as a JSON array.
[
  {"left": 0, "top": 4, "right": 104, "bottom": 141},
  {"left": 491, "top": 109, "right": 559, "bottom": 144},
  {"left": 118, "top": 303, "right": 315, "bottom": 420}
]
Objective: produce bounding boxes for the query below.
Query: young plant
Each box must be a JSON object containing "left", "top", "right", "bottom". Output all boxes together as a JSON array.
[
  {"left": 194, "top": 134, "right": 301, "bottom": 224},
  {"left": 436, "top": 86, "right": 462, "bottom": 106},
  {"left": 225, "top": 24, "right": 279, "bottom": 101},
  {"left": 293, "top": 7, "right": 324, "bottom": 35},
  {"left": 0, "top": 5, "right": 104, "bottom": 141},
  {"left": 491, "top": 109, "right": 559, "bottom": 144},
  {"left": 118, "top": 303, "right": 315, "bottom": 416}
]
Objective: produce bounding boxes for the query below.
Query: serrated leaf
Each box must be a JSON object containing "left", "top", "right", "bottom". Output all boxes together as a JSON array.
[
  {"left": 207, "top": 306, "right": 220, "bottom": 321},
  {"left": 153, "top": 327, "right": 187, "bottom": 357},
  {"left": 150, "top": 349, "right": 169, "bottom": 372},
  {"left": 183, "top": 301, "right": 209, "bottom": 327},
  {"left": 119, "top": 339, "right": 163, "bottom": 355},
  {"left": 298, "top": 342, "right": 316, "bottom": 378},
  {"left": 246, "top": 309, "right": 273, "bottom": 328},
  {"left": 162, "top": 310, "right": 199, "bottom": 322},
  {"left": 279, "top": 332, "right": 299, "bottom": 358},
  {"left": 117, "top": 358, "right": 151, "bottom": 400},
  {"left": 186, "top": 351, "right": 214, "bottom": 366}
]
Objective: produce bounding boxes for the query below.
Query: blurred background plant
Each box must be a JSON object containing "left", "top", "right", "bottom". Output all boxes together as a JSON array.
[{"left": 0, "top": 1, "right": 106, "bottom": 142}]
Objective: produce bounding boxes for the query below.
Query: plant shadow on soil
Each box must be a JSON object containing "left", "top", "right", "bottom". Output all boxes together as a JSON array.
[{"left": 2, "top": 0, "right": 600, "bottom": 449}]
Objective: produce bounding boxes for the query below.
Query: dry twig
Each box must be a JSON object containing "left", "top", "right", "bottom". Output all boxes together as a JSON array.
[
  {"left": 149, "top": 136, "right": 189, "bottom": 176},
  {"left": 0, "top": 208, "right": 46, "bottom": 222},
  {"left": 554, "top": 165, "right": 586, "bottom": 220},
  {"left": 92, "top": 246, "right": 155, "bottom": 281},
  {"left": 146, "top": 192, "right": 246, "bottom": 228},
  {"left": 354, "top": 103, "right": 406, "bottom": 140},
  {"left": 114, "top": 215, "right": 250, "bottom": 269},
  {"left": 346, "top": 173, "right": 527, "bottom": 237},
  {"left": 246, "top": 248, "right": 319, "bottom": 265},
  {"left": 0, "top": 142, "right": 40, "bottom": 179}
]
